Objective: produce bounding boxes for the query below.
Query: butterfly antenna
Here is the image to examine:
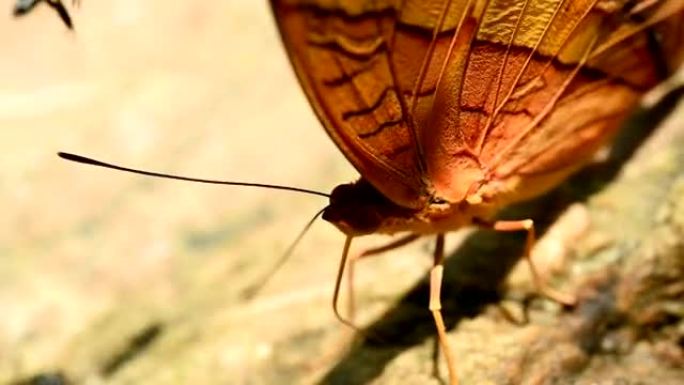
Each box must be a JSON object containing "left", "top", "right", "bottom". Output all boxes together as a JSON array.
[
  {"left": 58, "top": 152, "right": 330, "bottom": 198},
  {"left": 242, "top": 207, "right": 326, "bottom": 299}
]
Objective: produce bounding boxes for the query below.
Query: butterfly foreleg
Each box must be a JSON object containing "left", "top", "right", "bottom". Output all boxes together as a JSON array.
[
  {"left": 489, "top": 219, "right": 576, "bottom": 306},
  {"left": 344, "top": 233, "right": 459, "bottom": 383},
  {"left": 429, "top": 233, "right": 458, "bottom": 385}
]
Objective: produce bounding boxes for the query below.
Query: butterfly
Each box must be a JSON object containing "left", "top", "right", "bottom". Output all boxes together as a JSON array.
[
  {"left": 13, "top": 0, "right": 78, "bottom": 29},
  {"left": 269, "top": 0, "right": 684, "bottom": 383}
]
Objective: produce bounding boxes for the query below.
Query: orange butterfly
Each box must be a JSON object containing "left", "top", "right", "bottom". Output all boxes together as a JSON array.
[{"left": 270, "top": 0, "right": 684, "bottom": 383}]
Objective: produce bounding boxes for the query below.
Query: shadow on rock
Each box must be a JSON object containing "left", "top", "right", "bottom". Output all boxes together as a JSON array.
[{"left": 317, "top": 79, "right": 683, "bottom": 385}]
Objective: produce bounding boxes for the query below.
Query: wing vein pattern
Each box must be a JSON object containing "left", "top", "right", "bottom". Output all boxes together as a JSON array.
[{"left": 271, "top": 0, "right": 684, "bottom": 207}]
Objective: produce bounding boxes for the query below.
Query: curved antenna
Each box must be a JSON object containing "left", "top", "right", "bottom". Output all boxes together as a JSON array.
[
  {"left": 58, "top": 152, "right": 330, "bottom": 198},
  {"left": 242, "top": 207, "right": 326, "bottom": 299}
]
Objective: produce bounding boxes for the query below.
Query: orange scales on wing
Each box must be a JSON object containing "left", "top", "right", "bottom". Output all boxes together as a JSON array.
[{"left": 272, "top": 0, "right": 684, "bottom": 236}]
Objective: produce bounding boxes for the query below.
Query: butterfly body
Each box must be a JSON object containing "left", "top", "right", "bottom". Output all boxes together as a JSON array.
[
  {"left": 323, "top": 179, "right": 463, "bottom": 236},
  {"left": 322, "top": 137, "right": 609, "bottom": 236}
]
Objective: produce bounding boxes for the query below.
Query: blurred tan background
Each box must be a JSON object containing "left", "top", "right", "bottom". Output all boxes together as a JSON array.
[{"left": 0, "top": 1, "right": 398, "bottom": 383}]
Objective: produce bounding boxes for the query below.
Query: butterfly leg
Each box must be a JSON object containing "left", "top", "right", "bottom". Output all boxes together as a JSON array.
[
  {"left": 430, "top": 234, "right": 459, "bottom": 385},
  {"left": 346, "top": 233, "right": 421, "bottom": 320},
  {"left": 490, "top": 219, "right": 576, "bottom": 306},
  {"left": 309, "top": 235, "right": 422, "bottom": 372}
]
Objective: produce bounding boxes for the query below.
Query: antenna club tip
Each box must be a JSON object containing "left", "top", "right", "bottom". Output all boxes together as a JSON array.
[
  {"left": 58, "top": 152, "right": 99, "bottom": 166},
  {"left": 58, "top": 151, "right": 79, "bottom": 161}
]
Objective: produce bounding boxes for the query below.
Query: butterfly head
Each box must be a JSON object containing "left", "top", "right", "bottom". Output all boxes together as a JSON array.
[{"left": 322, "top": 179, "right": 420, "bottom": 236}]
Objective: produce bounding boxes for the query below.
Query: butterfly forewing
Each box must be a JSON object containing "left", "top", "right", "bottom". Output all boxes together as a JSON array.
[
  {"left": 272, "top": 0, "right": 684, "bottom": 210},
  {"left": 271, "top": 1, "right": 428, "bottom": 208}
]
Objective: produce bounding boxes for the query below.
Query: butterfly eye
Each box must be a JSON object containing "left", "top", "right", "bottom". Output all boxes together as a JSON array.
[
  {"left": 322, "top": 204, "right": 382, "bottom": 236},
  {"left": 327, "top": 183, "right": 356, "bottom": 206},
  {"left": 323, "top": 183, "right": 383, "bottom": 234}
]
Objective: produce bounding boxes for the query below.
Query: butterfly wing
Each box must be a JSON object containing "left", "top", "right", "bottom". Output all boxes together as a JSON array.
[
  {"left": 272, "top": 0, "right": 684, "bottom": 208},
  {"left": 271, "top": 1, "right": 483, "bottom": 208},
  {"left": 418, "top": 0, "right": 684, "bottom": 203}
]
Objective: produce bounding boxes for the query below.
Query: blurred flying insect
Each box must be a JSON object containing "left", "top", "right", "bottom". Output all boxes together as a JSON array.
[{"left": 13, "top": 0, "right": 79, "bottom": 29}]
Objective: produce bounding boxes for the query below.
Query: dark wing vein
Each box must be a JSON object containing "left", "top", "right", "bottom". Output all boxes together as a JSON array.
[
  {"left": 407, "top": 0, "right": 454, "bottom": 114},
  {"left": 483, "top": 0, "right": 569, "bottom": 148},
  {"left": 328, "top": 41, "right": 410, "bottom": 178},
  {"left": 476, "top": 0, "right": 532, "bottom": 152},
  {"left": 323, "top": 57, "right": 380, "bottom": 86},
  {"left": 486, "top": 0, "right": 603, "bottom": 167},
  {"left": 429, "top": 0, "right": 480, "bottom": 136},
  {"left": 376, "top": 0, "right": 426, "bottom": 174},
  {"left": 490, "top": 24, "right": 602, "bottom": 170},
  {"left": 341, "top": 85, "right": 395, "bottom": 120},
  {"left": 512, "top": 109, "right": 625, "bottom": 177}
]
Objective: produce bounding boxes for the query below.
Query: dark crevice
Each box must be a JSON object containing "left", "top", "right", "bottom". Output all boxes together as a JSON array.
[
  {"left": 9, "top": 372, "right": 70, "bottom": 385},
  {"left": 99, "top": 322, "right": 164, "bottom": 377}
]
